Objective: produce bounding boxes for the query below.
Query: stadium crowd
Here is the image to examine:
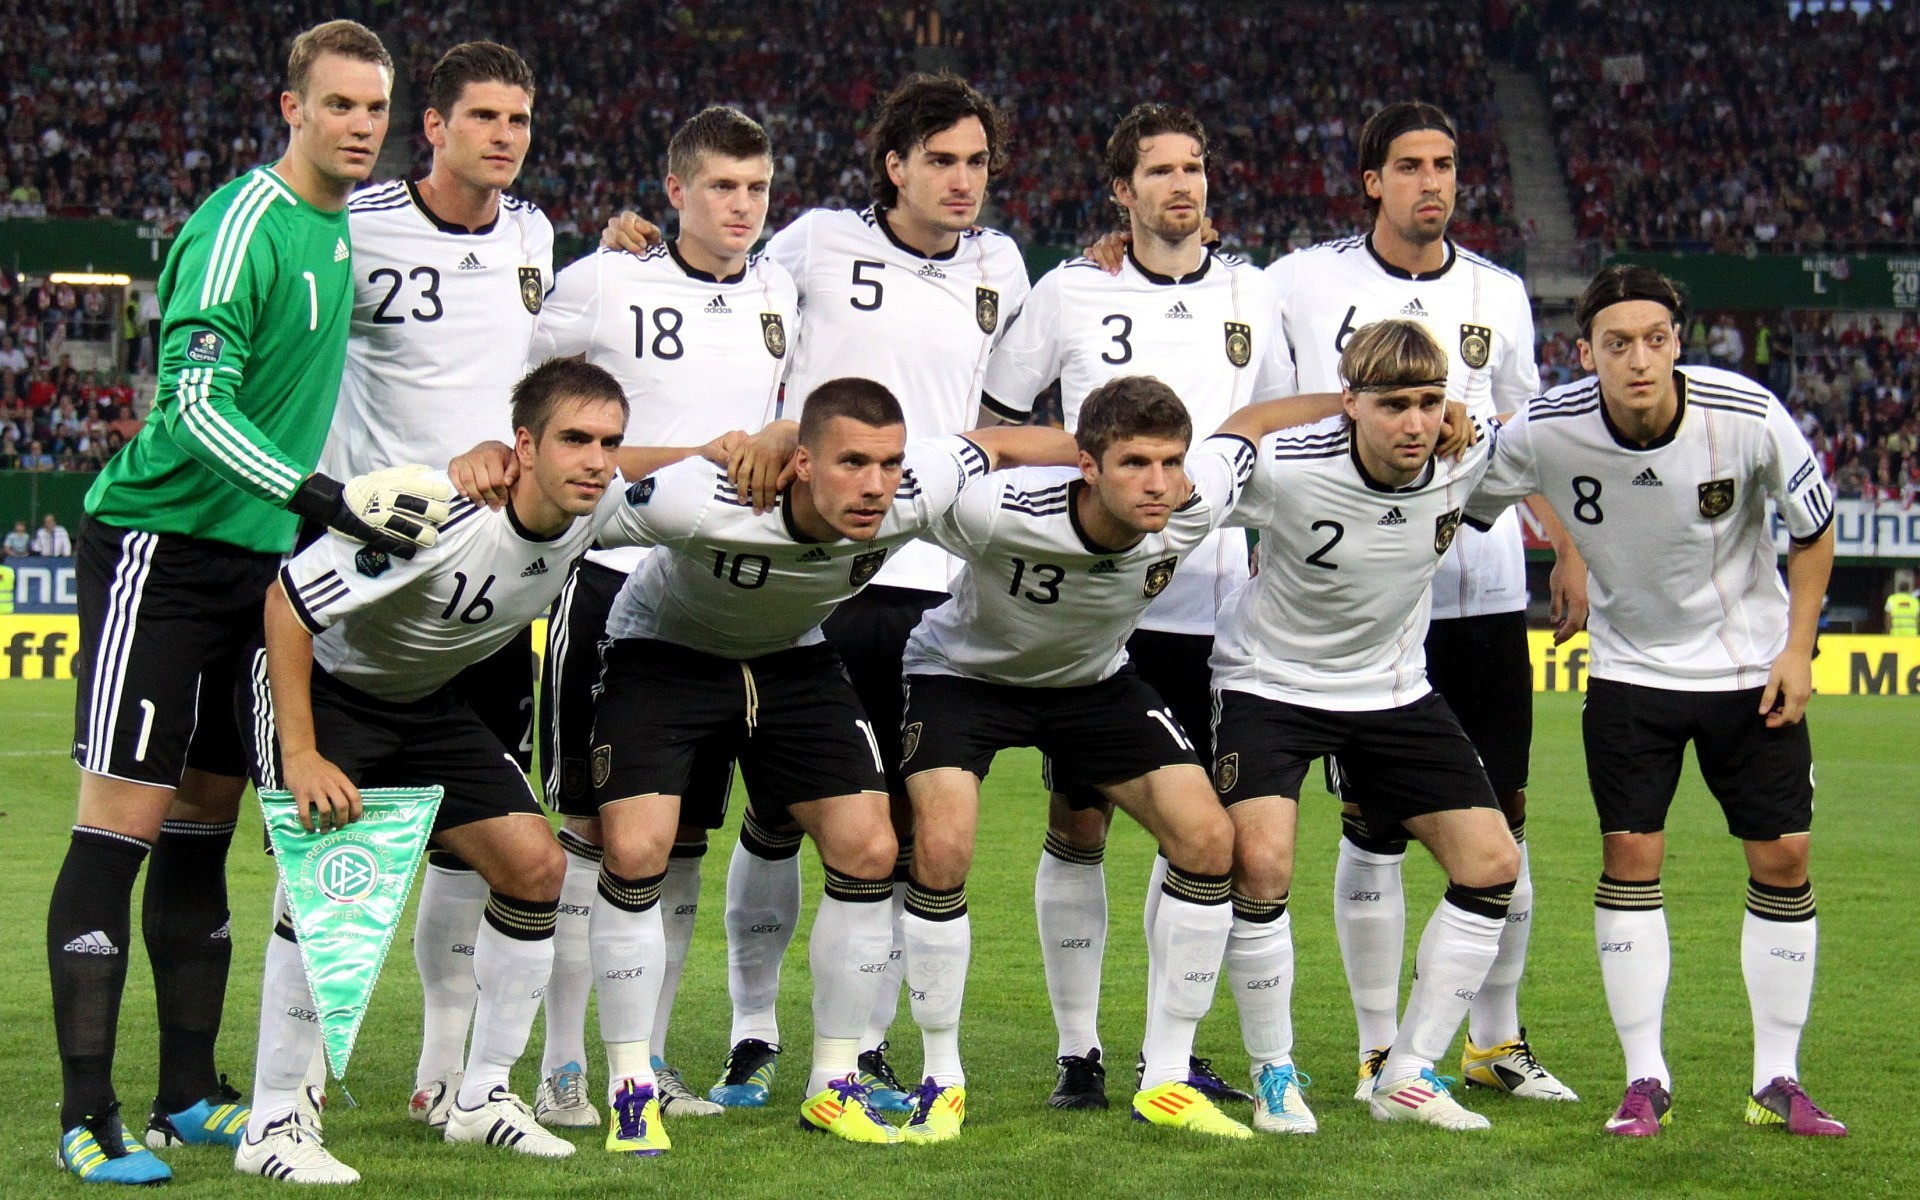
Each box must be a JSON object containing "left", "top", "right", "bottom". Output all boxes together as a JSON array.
[
  {"left": 1786, "top": 311, "right": 1920, "bottom": 503},
  {"left": 1538, "top": 0, "right": 1920, "bottom": 252}
]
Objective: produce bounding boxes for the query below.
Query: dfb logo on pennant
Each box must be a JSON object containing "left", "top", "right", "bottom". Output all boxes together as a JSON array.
[
  {"left": 849, "top": 549, "right": 888, "bottom": 587},
  {"left": 1434, "top": 508, "right": 1462, "bottom": 555},
  {"left": 975, "top": 287, "right": 999, "bottom": 334},
  {"left": 1698, "top": 478, "right": 1736, "bottom": 518},
  {"left": 1224, "top": 322, "right": 1253, "bottom": 367},
  {"left": 761, "top": 313, "right": 787, "bottom": 358},
  {"left": 518, "top": 267, "right": 544, "bottom": 314},
  {"left": 1143, "top": 557, "right": 1177, "bottom": 598},
  {"left": 1459, "top": 323, "right": 1492, "bottom": 369}
]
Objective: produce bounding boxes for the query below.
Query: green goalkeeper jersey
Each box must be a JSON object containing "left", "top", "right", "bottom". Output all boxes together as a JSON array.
[{"left": 87, "top": 166, "right": 354, "bottom": 553}]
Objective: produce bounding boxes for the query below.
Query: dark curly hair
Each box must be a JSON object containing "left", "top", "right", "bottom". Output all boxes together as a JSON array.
[
  {"left": 866, "top": 73, "right": 1008, "bottom": 209},
  {"left": 1104, "top": 103, "right": 1208, "bottom": 189}
]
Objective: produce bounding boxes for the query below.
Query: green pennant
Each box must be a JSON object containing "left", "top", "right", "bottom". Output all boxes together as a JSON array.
[{"left": 260, "top": 787, "right": 443, "bottom": 1079}]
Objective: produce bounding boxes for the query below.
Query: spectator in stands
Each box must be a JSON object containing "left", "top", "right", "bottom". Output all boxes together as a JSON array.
[
  {"left": 29, "top": 513, "right": 70, "bottom": 557},
  {"left": 3, "top": 520, "right": 29, "bottom": 558},
  {"left": 0, "top": 336, "right": 24, "bottom": 374},
  {"left": 21, "top": 439, "right": 54, "bottom": 471}
]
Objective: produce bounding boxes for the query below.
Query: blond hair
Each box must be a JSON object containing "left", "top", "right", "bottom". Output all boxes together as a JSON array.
[
  {"left": 1338, "top": 319, "right": 1450, "bottom": 393},
  {"left": 287, "top": 20, "right": 392, "bottom": 98}
]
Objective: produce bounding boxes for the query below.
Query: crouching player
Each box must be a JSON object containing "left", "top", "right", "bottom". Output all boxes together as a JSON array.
[
  {"left": 895, "top": 376, "right": 1366, "bottom": 1142},
  {"left": 238, "top": 360, "right": 734, "bottom": 1181}
]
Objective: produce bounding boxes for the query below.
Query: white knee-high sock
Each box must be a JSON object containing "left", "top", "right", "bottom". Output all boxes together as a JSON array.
[
  {"left": 1594, "top": 876, "right": 1671, "bottom": 1088},
  {"left": 725, "top": 813, "right": 803, "bottom": 1046},
  {"left": 412, "top": 858, "right": 488, "bottom": 1090},
  {"left": 457, "top": 892, "right": 558, "bottom": 1107},
  {"left": 652, "top": 841, "right": 707, "bottom": 1061},
  {"left": 808, "top": 869, "right": 895, "bottom": 1094},
  {"left": 1333, "top": 836, "right": 1407, "bottom": 1058},
  {"left": 859, "top": 842, "right": 912, "bottom": 1052},
  {"left": 591, "top": 867, "right": 665, "bottom": 1102},
  {"left": 1742, "top": 878, "right": 1819, "bottom": 1093},
  {"left": 1470, "top": 836, "right": 1532, "bottom": 1046},
  {"left": 247, "top": 894, "right": 319, "bottom": 1139},
  {"left": 541, "top": 832, "right": 600, "bottom": 1076},
  {"left": 1035, "top": 832, "right": 1107, "bottom": 1059},
  {"left": 1226, "top": 895, "right": 1294, "bottom": 1071},
  {"left": 903, "top": 878, "right": 970, "bottom": 1088},
  {"left": 1142, "top": 852, "right": 1169, "bottom": 1019},
  {"left": 1381, "top": 883, "right": 1510, "bottom": 1083},
  {"left": 1141, "top": 866, "right": 1232, "bottom": 1089}
]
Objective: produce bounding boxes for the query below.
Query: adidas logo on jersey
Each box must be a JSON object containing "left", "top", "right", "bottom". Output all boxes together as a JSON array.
[
  {"left": 1632, "top": 468, "right": 1663, "bottom": 487},
  {"left": 334, "top": 237, "right": 349, "bottom": 262},
  {"left": 1400, "top": 298, "right": 1427, "bottom": 316},
  {"left": 917, "top": 261, "right": 947, "bottom": 280},
  {"left": 705, "top": 294, "right": 732, "bottom": 314},
  {"left": 798, "top": 547, "right": 832, "bottom": 563},
  {"left": 520, "top": 558, "right": 547, "bottom": 577},
  {"left": 1165, "top": 301, "right": 1193, "bottom": 319},
  {"left": 64, "top": 931, "right": 119, "bottom": 955},
  {"left": 1378, "top": 507, "right": 1407, "bottom": 526},
  {"left": 457, "top": 252, "right": 486, "bottom": 271},
  {"left": 1089, "top": 559, "right": 1120, "bottom": 574}
]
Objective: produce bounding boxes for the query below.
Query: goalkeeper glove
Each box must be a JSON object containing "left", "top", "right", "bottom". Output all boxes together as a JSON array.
[{"left": 288, "top": 466, "right": 455, "bottom": 559}]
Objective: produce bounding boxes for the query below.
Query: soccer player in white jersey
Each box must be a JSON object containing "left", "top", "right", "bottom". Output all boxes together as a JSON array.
[
  {"left": 695, "top": 75, "right": 1031, "bottom": 1111},
  {"left": 1265, "top": 101, "right": 1582, "bottom": 1102},
  {"left": 978, "top": 101, "right": 1286, "bottom": 1110},
  {"left": 521, "top": 106, "right": 795, "bottom": 1127},
  {"left": 306, "top": 42, "right": 556, "bottom": 1131},
  {"left": 1210, "top": 319, "right": 1519, "bottom": 1133},
  {"left": 236, "top": 361, "right": 738, "bottom": 1182},
  {"left": 1463, "top": 266, "right": 1845, "bottom": 1139},
  {"left": 576, "top": 378, "right": 1074, "bottom": 1149},
  {"left": 895, "top": 376, "right": 1370, "bottom": 1142}
]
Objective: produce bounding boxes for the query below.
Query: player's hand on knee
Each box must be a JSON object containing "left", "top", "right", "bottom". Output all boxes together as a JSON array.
[
  {"left": 448, "top": 440, "right": 516, "bottom": 509},
  {"left": 728, "top": 420, "right": 801, "bottom": 513},
  {"left": 286, "top": 750, "right": 362, "bottom": 833},
  {"left": 1761, "top": 650, "right": 1813, "bottom": 727},
  {"left": 602, "top": 210, "right": 662, "bottom": 254}
]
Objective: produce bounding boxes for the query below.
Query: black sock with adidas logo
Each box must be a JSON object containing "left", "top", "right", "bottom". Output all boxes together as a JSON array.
[{"left": 49, "top": 826, "right": 151, "bottom": 1130}]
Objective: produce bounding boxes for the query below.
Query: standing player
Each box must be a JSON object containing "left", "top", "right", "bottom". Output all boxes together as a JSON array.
[
  {"left": 979, "top": 102, "right": 1284, "bottom": 1112},
  {"left": 45, "top": 22, "right": 418, "bottom": 1186},
  {"left": 1264, "top": 101, "right": 1581, "bottom": 1102},
  {"left": 1463, "top": 266, "right": 1844, "bottom": 1138},
  {"left": 239, "top": 360, "right": 738, "bottom": 1181},
  {"left": 1211, "top": 318, "right": 1518, "bottom": 1133},
  {"left": 314, "top": 40, "right": 556, "bottom": 1132},
  {"left": 696, "top": 74, "right": 1030, "bottom": 1110},
  {"left": 578, "top": 380, "right": 1074, "bottom": 1150},
  {"left": 897, "top": 377, "right": 1360, "bottom": 1142},
  {"left": 526, "top": 105, "right": 795, "bottom": 1125}
]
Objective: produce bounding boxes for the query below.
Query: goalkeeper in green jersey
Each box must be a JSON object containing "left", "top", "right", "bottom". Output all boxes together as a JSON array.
[{"left": 48, "top": 20, "right": 449, "bottom": 1188}]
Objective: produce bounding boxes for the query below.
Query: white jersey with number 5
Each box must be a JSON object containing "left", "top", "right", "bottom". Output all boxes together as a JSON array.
[
  {"left": 1267, "top": 235, "right": 1536, "bottom": 619},
  {"left": 980, "top": 247, "right": 1287, "bottom": 634},
  {"left": 321, "top": 181, "right": 554, "bottom": 480},
  {"left": 602, "top": 435, "right": 993, "bottom": 659},
  {"left": 1463, "top": 366, "right": 1833, "bottom": 691},
  {"left": 907, "top": 435, "right": 1257, "bottom": 687},
  {"left": 1212, "top": 421, "right": 1493, "bottom": 711},
  {"left": 764, "top": 206, "right": 1030, "bottom": 593},
  {"left": 528, "top": 242, "right": 798, "bottom": 573}
]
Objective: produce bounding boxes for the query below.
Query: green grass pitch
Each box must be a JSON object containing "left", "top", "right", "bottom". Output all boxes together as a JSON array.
[{"left": 0, "top": 681, "right": 1912, "bottom": 1197}]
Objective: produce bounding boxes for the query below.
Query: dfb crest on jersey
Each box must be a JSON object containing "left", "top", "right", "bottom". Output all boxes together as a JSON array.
[
  {"left": 1459, "top": 323, "right": 1493, "bottom": 370},
  {"left": 354, "top": 546, "right": 390, "bottom": 578},
  {"left": 1224, "top": 322, "right": 1253, "bottom": 368},
  {"left": 849, "top": 549, "right": 888, "bottom": 587},
  {"left": 518, "top": 267, "right": 543, "bottom": 315},
  {"left": 186, "top": 328, "right": 225, "bottom": 364},
  {"left": 975, "top": 287, "right": 999, "bottom": 334},
  {"left": 1213, "top": 752, "right": 1239, "bottom": 794},
  {"left": 901, "top": 721, "right": 923, "bottom": 763},
  {"left": 591, "top": 744, "right": 612, "bottom": 790},
  {"left": 1143, "top": 556, "right": 1178, "bottom": 598},
  {"left": 1698, "top": 478, "right": 1736, "bottom": 518},
  {"left": 1434, "top": 508, "right": 1463, "bottom": 555},
  {"left": 760, "top": 313, "right": 787, "bottom": 359}
]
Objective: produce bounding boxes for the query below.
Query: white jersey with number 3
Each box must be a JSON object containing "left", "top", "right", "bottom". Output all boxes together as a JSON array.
[
  {"left": 764, "top": 206, "right": 1030, "bottom": 593},
  {"left": 1463, "top": 366, "right": 1833, "bottom": 691},
  {"left": 321, "top": 181, "right": 554, "bottom": 480},
  {"left": 1267, "top": 235, "right": 1536, "bottom": 619}
]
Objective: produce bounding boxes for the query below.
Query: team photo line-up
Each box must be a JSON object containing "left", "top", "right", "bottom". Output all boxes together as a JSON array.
[{"left": 46, "top": 18, "right": 1844, "bottom": 1187}]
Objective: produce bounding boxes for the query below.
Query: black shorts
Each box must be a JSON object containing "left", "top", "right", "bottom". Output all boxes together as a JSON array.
[
  {"left": 72, "top": 517, "right": 278, "bottom": 786},
  {"left": 822, "top": 584, "right": 947, "bottom": 797},
  {"left": 1056, "top": 629, "right": 1212, "bottom": 807},
  {"left": 901, "top": 670, "right": 1201, "bottom": 787},
  {"left": 1422, "top": 611, "right": 1531, "bottom": 796},
  {"left": 453, "top": 626, "right": 536, "bottom": 772},
  {"left": 1211, "top": 689, "right": 1499, "bottom": 834},
  {"left": 1583, "top": 678, "right": 1814, "bottom": 841},
  {"left": 540, "top": 559, "right": 737, "bottom": 823},
  {"left": 243, "top": 656, "right": 543, "bottom": 835},
  {"left": 591, "top": 638, "right": 884, "bottom": 820}
]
